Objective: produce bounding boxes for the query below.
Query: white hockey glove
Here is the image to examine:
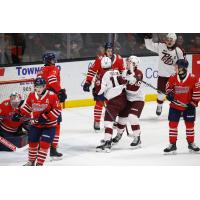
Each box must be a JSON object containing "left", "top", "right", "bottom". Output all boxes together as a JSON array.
[{"left": 126, "top": 74, "right": 137, "bottom": 85}]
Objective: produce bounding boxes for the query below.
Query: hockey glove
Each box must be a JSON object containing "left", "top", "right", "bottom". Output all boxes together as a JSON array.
[
  {"left": 38, "top": 114, "right": 48, "bottom": 124},
  {"left": 95, "top": 93, "right": 106, "bottom": 101},
  {"left": 58, "top": 89, "right": 67, "bottom": 103},
  {"left": 166, "top": 92, "right": 174, "bottom": 102},
  {"left": 187, "top": 101, "right": 198, "bottom": 109},
  {"left": 144, "top": 33, "right": 153, "bottom": 39},
  {"left": 12, "top": 113, "right": 22, "bottom": 122},
  {"left": 126, "top": 74, "right": 137, "bottom": 85},
  {"left": 83, "top": 81, "right": 91, "bottom": 92}
]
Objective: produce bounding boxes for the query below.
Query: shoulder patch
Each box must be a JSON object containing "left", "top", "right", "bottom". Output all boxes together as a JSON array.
[
  {"left": 4, "top": 101, "right": 9, "bottom": 106},
  {"left": 52, "top": 70, "right": 57, "bottom": 75},
  {"left": 191, "top": 73, "right": 195, "bottom": 77}
]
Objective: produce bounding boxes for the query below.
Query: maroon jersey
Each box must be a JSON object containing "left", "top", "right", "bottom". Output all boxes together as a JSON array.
[
  {"left": 126, "top": 68, "right": 143, "bottom": 91},
  {"left": 0, "top": 99, "right": 24, "bottom": 133},
  {"left": 20, "top": 90, "right": 61, "bottom": 128},
  {"left": 166, "top": 73, "right": 200, "bottom": 110}
]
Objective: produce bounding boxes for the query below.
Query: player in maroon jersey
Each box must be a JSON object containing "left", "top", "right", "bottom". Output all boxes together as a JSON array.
[
  {"left": 94, "top": 57, "right": 127, "bottom": 152},
  {"left": 164, "top": 59, "right": 200, "bottom": 153},
  {"left": 112, "top": 56, "right": 145, "bottom": 148},
  {"left": 83, "top": 42, "right": 125, "bottom": 131},
  {"left": 37, "top": 52, "right": 67, "bottom": 158},
  {"left": 12, "top": 78, "right": 61, "bottom": 165},
  {"left": 144, "top": 33, "right": 185, "bottom": 116}
]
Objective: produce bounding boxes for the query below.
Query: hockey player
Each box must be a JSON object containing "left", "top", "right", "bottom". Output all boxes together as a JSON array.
[
  {"left": 37, "top": 52, "right": 67, "bottom": 158},
  {"left": 0, "top": 92, "right": 27, "bottom": 138},
  {"left": 12, "top": 77, "right": 62, "bottom": 166},
  {"left": 112, "top": 56, "right": 145, "bottom": 148},
  {"left": 82, "top": 42, "right": 125, "bottom": 131},
  {"left": 95, "top": 57, "right": 127, "bottom": 152},
  {"left": 144, "top": 33, "right": 185, "bottom": 116},
  {"left": 164, "top": 59, "right": 200, "bottom": 153}
]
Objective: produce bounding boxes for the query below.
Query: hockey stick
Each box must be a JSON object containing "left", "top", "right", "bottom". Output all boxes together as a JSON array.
[
  {"left": 103, "top": 103, "right": 130, "bottom": 136},
  {"left": 0, "top": 115, "right": 38, "bottom": 121},
  {"left": 0, "top": 135, "right": 27, "bottom": 152},
  {"left": 139, "top": 79, "right": 188, "bottom": 108},
  {"left": 103, "top": 103, "right": 116, "bottom": 123}
]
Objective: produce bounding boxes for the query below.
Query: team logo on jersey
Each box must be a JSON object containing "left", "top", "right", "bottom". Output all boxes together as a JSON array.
[
  {"left": 161, "top": 51, "right": 173, "bottom": 65},
  {"left": 4, "top": 102, "right": 8, "bottom": 106},
  {"left": 32, "top": 103, "right": 48, "bottom": 112},
  {"left": 46, "top": 99, "right": 49, "bottom": 104},
  {"left": 175, "top": 86, "right": 189, "bottom": 94}
]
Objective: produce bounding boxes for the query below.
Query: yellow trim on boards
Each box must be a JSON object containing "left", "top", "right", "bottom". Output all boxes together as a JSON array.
[{"left": 63, "top": 94, "right": 158, "bottom": 108}]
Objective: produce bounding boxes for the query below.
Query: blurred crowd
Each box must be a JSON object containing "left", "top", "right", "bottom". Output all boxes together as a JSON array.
[{"left": 0, "top": 33, "right": 200, "bottom": 65}]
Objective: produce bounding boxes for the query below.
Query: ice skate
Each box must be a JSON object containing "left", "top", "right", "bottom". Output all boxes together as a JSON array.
[
  {"left": 96, "top": 140, "right": 112, "bottom": 153},
  {"left": 164, "top": 143, "right": 177, "bottom": 154},
  {"left": 188, "top": 143, "right": 200, "bottom": 153},
  {"left": 94, "top": 121, "right": 100, "bottom": 132},
  {"left": 50, "top": 146, "right": 63, "bottom": 161},
  {"left": 130, "top": 136, "right": 141, "bottom": 148},
  {"left": 113, "top": 122, "right": 118, "bottom": 129},
  {"left": 112, "top": 133, "right": 123, "bottom": 145},
  {"left": 156, "top": 105, "right": 162, "bottom": 116},
  {"left": 23, "top": 161, "right": 35, "bottom": 166}
]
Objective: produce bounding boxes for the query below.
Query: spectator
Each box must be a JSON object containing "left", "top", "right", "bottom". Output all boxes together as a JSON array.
[
  {"left": 10, "top": 33, "right": 26, "bottom": 64},
  {"left": 62, "top": 33, "right": 83, "bottom": 59},
  {"left": 189, "top": 36, "right": 200, "bottom": 52},
  {"left": 176, "top": 35, "right": 185, "bottom": 49},
  {"left": 23, "top": 34, "right": 46, "bottom": 62}
]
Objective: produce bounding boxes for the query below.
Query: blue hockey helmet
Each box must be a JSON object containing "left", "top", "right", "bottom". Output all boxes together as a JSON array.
[
  {"left": 176, "top": 59, "right": 189, "bottom": 68},
  {"left": 34, "top": 77, "right": 46, "bottom": 86},
  {"left": 42, "top": 52, "right": 57, "bottom": 65},
  {"left": 104, "top": 42, "right": 113, "bottom": 50}
]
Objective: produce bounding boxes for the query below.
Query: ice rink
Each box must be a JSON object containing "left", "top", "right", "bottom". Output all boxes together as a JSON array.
[{"left": 1, "top": 101, "right": 200, "bottom": 166}]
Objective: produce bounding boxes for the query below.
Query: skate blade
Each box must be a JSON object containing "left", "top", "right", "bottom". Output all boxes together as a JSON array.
[
  {"left": 164, "top": 151, "right": 177, "bottom": 155},
  {"left": 94, "top": 129, "right": 101, "bottom": 133},
  {"left": 50, "top": 156, "right": 63, "bottom": 162},
  {"left": 96, "top": 148, "right": 111, "bottom": 153},
  {"left": 130, "top": 144, "right": 142, "bottom": 149},
  {"left": 189, "top": 149, "right": 200, "bottom": 154},
  {"left": 111, "top": 141, "right": 119, "bottom": 146}
]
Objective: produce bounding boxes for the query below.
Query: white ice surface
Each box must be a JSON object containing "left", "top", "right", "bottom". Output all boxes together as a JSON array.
[{"left": 1, "top": 102, "right": 200, "bottom": 166}]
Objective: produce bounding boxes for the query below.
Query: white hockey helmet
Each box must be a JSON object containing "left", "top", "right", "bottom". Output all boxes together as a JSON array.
[
  {"left": 101, "top": 56, "right": 112, "bottom": 69},
  {"left": 10, "top": 92, "right": 22, "bottom": 108},
  {"left": 166, "top": 33, "right": 177, "bottom": 41},
  {"left": 128, "top": 55, "right": 140, "bottom": 66}
]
